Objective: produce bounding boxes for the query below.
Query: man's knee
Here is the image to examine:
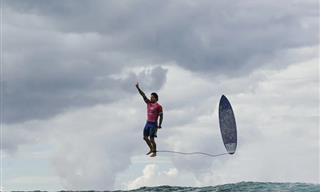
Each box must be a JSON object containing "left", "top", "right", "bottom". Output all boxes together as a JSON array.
[
  {"left": 143, "top": 136, "right": 149, "bottom": 141},
  {"left": 150, "top": 137, "right": 155, "bottom": 142}
]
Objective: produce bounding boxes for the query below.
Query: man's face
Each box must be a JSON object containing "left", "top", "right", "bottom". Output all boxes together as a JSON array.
[{"left": 150, "top": 95, "right": 157, "bottom": 103}]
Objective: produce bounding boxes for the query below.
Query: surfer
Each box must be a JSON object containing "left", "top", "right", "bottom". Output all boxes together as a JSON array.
[{"left": 136, "top": 82, "right": 163, "bottom": 157}]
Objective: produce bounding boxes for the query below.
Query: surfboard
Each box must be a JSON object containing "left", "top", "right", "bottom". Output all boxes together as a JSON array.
[{"left": 219, "top": 95, "right": 237, "bottom": 154}]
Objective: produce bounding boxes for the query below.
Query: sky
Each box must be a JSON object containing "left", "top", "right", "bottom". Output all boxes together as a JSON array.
[{"left": 0, "top": 0, "right": 319, "bottom": 191}]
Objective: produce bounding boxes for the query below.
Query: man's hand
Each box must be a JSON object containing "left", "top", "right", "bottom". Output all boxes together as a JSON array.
[
  {"left": 158, "top": 125, "right": 162, "bottom": 129},
  {"left": 136, "top": 82, "right": 149, "bottom": 103}
]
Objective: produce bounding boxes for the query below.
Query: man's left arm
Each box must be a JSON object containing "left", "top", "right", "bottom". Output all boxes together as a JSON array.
[{"left": 158, "top": 113, "right": 163, "bottom": 129}]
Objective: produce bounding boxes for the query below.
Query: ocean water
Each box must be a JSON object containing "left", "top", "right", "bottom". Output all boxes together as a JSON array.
[{"left": 120, "top": 182, "right": 319, "bottom": 192}]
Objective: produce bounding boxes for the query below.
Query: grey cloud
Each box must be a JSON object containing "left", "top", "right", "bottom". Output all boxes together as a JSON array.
[
  {"left": 3, "top": 0, "right": 317, "bottom": 123},
  {"left": 6, "top": 0, "right": 318, "bottom": 74},
  {"left": 116, "top": 66, "right": 168, "bottom": 93},
  {"left": 4, "top": 64, "right": 167, "bottom": 123},
  {"left": 137, "top": 66, "right": 168, "bottom": 92},
  {"left": 2, "top": 126, "right": 29, "bottom": 152},
  {"left": 3, "top": 6, "right": 168, "bottom": 124}
]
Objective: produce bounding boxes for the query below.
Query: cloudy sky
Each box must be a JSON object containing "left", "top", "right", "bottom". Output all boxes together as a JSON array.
[{"left": 1, "top": 0, "right": 319, "bottom": 191}]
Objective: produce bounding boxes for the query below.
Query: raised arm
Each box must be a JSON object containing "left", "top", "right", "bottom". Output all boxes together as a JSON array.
[{"left": 136, "top": 82, "right": 150, "bottom": 103}]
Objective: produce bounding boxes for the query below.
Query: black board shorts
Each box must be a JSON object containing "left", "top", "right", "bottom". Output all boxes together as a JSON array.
[{"left": 143, "top": 121, "right": 157, "bottom": 137}]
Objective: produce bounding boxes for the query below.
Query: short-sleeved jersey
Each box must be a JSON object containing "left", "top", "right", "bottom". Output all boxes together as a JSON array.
[{"left": 146, "top": 101, "right": 163, "bottom": 122}]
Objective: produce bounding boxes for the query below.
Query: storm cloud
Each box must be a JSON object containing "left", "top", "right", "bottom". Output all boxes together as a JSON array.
[{"left": 3, "top": 0, "right": 318, "bottom": 123}]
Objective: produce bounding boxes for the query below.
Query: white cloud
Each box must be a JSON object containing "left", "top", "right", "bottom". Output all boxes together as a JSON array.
[
  {"left": 164, "top": 54, "right": 319, "bottom": 185},
  {"left": 4, "top": 96, "right": 145, "bottom": 190},
  {"left": 126, "top": 164, "right": 184, "bottom": 190},
  {"left": 122, "top": 54, "right": 318, "bottom": 186},
  {"left": 3, "top": 54, "right": 318, "bottom": 191}
]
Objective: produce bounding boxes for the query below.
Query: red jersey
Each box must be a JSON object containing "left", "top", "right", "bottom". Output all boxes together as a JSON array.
[{"left": 146, "top": 101, "right": 163, "bottom": 122}]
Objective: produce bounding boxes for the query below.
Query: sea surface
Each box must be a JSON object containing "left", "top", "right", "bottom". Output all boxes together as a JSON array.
[
  {"left": 12, "top": 182, "right": 320, "bottom": 192},
  {"left": 117, "top": 182, "right": 319, "bottom": 192}
]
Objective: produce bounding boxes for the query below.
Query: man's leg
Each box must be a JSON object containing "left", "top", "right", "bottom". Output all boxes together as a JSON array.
[
  {"left": 150, "top": 136, "right": 157, "bottom": 157},
  {"left": 144, "top": 136, "right": 153, "bottom": 155}
]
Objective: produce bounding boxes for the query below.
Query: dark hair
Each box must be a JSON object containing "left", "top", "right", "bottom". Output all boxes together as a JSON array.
[{"left": 151, "top": 92, "right": 159, "bottom": 101}]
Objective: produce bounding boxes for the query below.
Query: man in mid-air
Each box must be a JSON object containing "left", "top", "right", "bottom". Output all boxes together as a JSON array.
[{"left": 136, "top": 82, "right": 163, "bottom": 157}]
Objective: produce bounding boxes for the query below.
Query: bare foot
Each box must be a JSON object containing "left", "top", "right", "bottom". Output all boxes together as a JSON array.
[
  {"left": 146, "top": 150, "right": 152, "bottom": 155},
  {"left": 150, "top": 153, "right": 157, "bottom": 157}
]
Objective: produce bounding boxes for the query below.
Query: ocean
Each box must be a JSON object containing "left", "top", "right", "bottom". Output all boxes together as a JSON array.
[
  {"left": 119, "top": 182, "right": 319, "bottom": 192},
  {"left": 13, "top": 182, "right": 319, "bottom": 192}
]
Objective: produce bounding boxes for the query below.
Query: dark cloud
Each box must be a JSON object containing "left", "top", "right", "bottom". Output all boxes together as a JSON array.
[
  {"left": 3, "top": 0, "right": 318, "bottom": 124},
  {"left": 3, "top": 3, "right": 168, "bottom": 123},
  {"left": 6, "top": 0, "right": 318, "bottom": 71},
  {"left": 3, "top": 63, "right": 167, "bottom": 123}
]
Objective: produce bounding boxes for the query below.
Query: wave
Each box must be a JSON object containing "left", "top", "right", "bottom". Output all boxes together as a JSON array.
[{"left": 127, "top": 182, "right": 320, "bottom": 192}]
